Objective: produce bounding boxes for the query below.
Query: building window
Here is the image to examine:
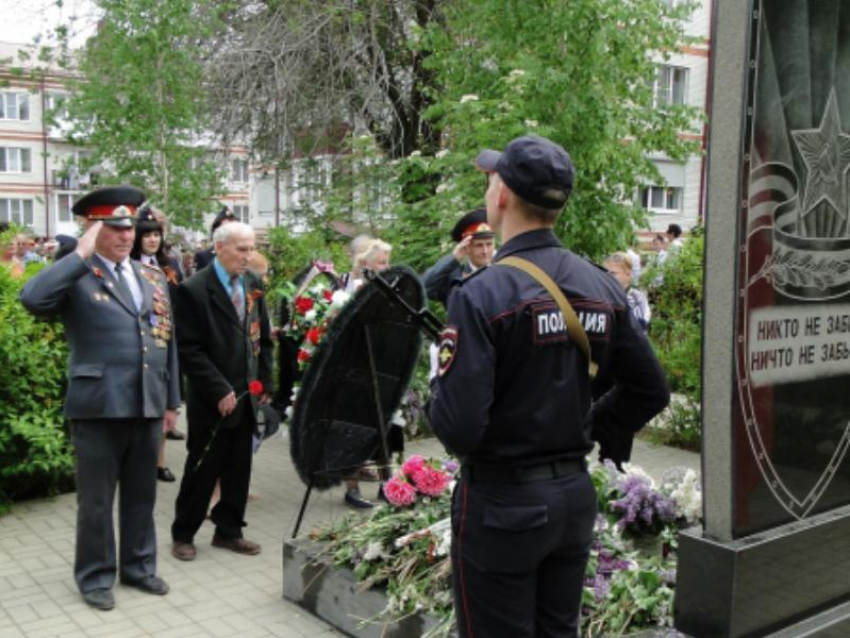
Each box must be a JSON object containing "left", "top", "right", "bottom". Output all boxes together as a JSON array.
[
  {"left": 56, "top": 193, "right": 79, "bottom": 222},
  {"left": 231, "top": 159, "right": 249, "bottom": 183},
  {"left": 0, "top": 198, "right": 35, "bottom": 225},
  {"left": 0, "top": 147, "right": 32, "bottom": 173},
  {"left": 640, "top": 185, "right": 683, "bottom": 214},
  {"left": 652, "top": 66, "right": 688, "bottom": 107},
  {"left": 233, "top": 204, "right": 249, "bottom": 223},
  {"left": 0, "top": 92, "right": 30, "bottom": 121}
]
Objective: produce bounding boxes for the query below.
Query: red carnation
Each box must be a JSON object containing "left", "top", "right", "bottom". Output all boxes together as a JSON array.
[
  {"left": 248, "top": 380, "right": 264, "bottom": 396},
  {"left": 295, "top": 297, "right": 315, "bottom": 314},
  {"left": 323, "top": 289, "right": 333, "bottom": 302},
  {"left": 306, "top": 327, "right": 321, "bottom": 345},
  {"left": 297, "top": 349, "right": 311, "bottom": 363}
]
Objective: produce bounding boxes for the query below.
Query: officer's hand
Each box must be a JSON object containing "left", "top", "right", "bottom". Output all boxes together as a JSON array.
[
  {"left": 452, "top": 236, "right": 472, "bottom": 262},
  {"left": 218, "top": 391, "right": 237, "bottom": 416},
  {"left": 163, "top": 409, "right": 178, "bottom": 433},
  {"left": 75, "top": 221, "right": 103, "bottom": 260}
]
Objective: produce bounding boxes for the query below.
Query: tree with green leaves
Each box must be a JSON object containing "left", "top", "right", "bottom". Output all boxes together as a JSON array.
[
  {"left": 58, "top": 0, "right": 225, "bottom": 228},
  {"left": 384, "top": 0, "right": 702, "bottom": 265}
]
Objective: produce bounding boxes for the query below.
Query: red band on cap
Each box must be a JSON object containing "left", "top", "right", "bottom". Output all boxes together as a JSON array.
[
  {"left": 86, "top": 204, "right": 137, "bottom": 219},
  {"left": 462, "top": 222, "right": 492, "bottom": 238}
]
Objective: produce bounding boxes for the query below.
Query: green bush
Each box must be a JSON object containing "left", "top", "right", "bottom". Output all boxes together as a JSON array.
[
  {"left": 642, "top": 229, "right": 703, "bottom": 451},
  {"left": 0, "top": 264, "right": 74, "bottom": 512}
]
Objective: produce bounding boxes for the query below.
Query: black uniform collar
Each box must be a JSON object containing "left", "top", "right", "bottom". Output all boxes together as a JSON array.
[{"left": 494, "top": 228, "right": 563, "bottom": 261}]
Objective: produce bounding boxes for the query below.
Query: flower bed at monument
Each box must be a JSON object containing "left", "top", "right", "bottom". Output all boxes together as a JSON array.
[{"left": 307, "top": 459, "right": 701, "bottom": 637}]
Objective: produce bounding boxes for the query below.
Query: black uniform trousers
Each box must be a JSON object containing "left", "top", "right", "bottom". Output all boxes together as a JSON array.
[
  {"left": 171, "top": 403, "right": 254, "bottom": 543},
  {"left": 72, "top": 418, "right": 161, "bottom": 594},
  {"left": 450, "top": 471, "right": 597, "bottom": 638}
]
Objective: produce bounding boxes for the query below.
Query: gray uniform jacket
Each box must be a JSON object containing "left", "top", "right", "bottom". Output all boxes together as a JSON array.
[
  {"left": 422, "top": 254, "right": 473, "bottom": 308},
  {"left": 20, "top": 252, "right": 181, "bottom": 420}
]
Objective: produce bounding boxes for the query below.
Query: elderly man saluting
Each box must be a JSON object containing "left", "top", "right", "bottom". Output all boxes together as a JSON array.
[
  {"left": 171, "top": 221, "right": 273, "bottom": 561},
  {"left": 20, "top": 186, "right": 180, "bottom": 611}
]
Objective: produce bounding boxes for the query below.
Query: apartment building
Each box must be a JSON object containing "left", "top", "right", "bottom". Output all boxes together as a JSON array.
[{"left": 642, "top": 0, "right": 711, "bottom": 234}]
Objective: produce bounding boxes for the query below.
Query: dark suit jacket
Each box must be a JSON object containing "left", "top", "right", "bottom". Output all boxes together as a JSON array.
[
  {"left": 193, "top": 249, "right": 214, "bottom": 272},
  {"left": 175, "top": 264, "right": 273, "bottom": 430},
  {"left": 20, "top": 253, "right": 181, "bottom": 419}
]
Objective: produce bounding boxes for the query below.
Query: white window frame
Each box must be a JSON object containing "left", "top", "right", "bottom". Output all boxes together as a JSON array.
[
  {"left": 0, "top": 92, "right": 30, "bottom": 121},
  {"left": 231, "top": 158, "right": 249, "bottom": 183},
  {"left": 0, "top": 147, "right": 32, "bottom": 173},
  {"left": 0, "top": 198, "right": 35, "bottom": 225},
  {"left": 56, "top": 193, "right": 79, "bottom": 223},
  {"left": 652, "top": 65, "right": 688, "bottom": 107},
  {"left": 640, "top": 185, "right": 684, "bottom": 215},
  {"left": 232, "top": 204, "right": 249, "bottom": 223}
]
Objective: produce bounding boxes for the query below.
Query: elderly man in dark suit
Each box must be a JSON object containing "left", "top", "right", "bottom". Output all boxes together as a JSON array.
[
  {"left": 171, "top": 221, "right": 273, "bottom": 561},
  {"left": 20, "top": 186, "right": 180, "bottom": 611}
]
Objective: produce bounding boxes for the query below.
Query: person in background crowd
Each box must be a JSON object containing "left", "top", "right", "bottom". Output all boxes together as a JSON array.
[
  {"left": 1, "top": 224, "right": 24, "bottom": 277},
  {"left": 194, "top": 206, "right": 237, "bottom": 272},
  {"left": 423, "top": 208, "right": 495, "bottom": 309},
  {"left": 666, "top": 223, "right": 685, "bottom": 252},
  {"left": 171, "top": 222, "right": 273, "bottom": 562},
  {"left": 625, "top": 240, "right": 642, "bottom": 285},
  {"left": 604, "top": 252, "right": 651, "bottom": 332},
  {"left": 430, "top": 135, "right": 669, "bottom": 638},
  {"left": 17, "top": 234, "right": 44, "bottom": 265},
  {"left": 339, "top": 237, "right": 394, "bottom": 508},
  {"left": 130, "top": 206, "right": 187, "bottom": 483},
  {"left": 20, "top": 186, "right": 180, "bottom": 611}
]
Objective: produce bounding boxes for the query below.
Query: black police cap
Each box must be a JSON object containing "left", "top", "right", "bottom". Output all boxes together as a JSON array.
[
  {"left": 450, "top": 208, "right": 494, "bottom": 243},
  {"left": 211, "top": 205, "right": 237, "bottom": 234},
  {"left": 476, "top": 135, "right": 574, "bottom": 210},
  {"left": 135, "top": 203, "right": 162, "bottom": 234}
]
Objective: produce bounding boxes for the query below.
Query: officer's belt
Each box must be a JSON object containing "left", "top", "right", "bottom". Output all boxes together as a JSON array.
[{"left": 461, "top": 458, "right": 586, "bottom": 484}]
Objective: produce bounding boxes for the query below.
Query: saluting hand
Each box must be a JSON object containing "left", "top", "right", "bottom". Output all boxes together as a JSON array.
[
  {"left": 217, "top": 391, "right": 237, "bottom": 416},
  {"left": 75, "top": 221, "right": 103, "bottom": 260},
  {"left": 452, "top": 235, "right": 472, "bottom": 262}
]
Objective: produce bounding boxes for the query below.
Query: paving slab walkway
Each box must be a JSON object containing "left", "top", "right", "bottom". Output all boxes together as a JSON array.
[{"left": 0, "top": 416, "right": 698, "bottom": 638}]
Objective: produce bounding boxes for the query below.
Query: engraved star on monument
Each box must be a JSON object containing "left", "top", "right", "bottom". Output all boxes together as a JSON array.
[{"left": 791, "top": 90, "right": 850, "bottom": 221}]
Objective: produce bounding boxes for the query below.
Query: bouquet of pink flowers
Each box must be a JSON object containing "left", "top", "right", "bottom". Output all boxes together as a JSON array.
[{"left": 383, "top": 455, "right": 455, "bottom": 507}]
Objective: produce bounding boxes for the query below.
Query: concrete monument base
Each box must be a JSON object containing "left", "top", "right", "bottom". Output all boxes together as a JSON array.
[{"left": 675, "top": 505, "right": 850, "bottom": 638}]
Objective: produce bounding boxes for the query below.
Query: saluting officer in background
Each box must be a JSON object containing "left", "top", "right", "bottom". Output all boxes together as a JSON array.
[
  {"left": 422, "top": 208, "right": 495, "bottom": 309},
  {"left": 20, "top": 186, "right": 180, "bottom": 611},
  {"left": 429, "top": 135, "right": 669, "bottom": 637}
]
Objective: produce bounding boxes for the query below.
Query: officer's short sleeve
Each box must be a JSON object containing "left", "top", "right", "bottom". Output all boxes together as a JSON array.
[{"left": 429, "top": 284, "right": 496, "bottom": 455}]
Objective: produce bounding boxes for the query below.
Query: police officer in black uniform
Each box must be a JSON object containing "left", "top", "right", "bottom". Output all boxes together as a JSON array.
[{"left": 429, "top": 135, "right": 669, "bottom": 637}]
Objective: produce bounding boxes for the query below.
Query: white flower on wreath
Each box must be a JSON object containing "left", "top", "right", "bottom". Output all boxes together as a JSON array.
[
  {"left": 331, "top": 290, "right": 351, "bottom": 308},
  {"left": 524, "top": 119, "right": 539, "bottom": 128},
  {"left": 435, "top": 149, "right": 450, "bottom": 159},
  {"left": 460, "top": 94, "right": 479, "bottom": 104},
  {"left": 304, "top": 309, "right": 317, "bottom": 322}
]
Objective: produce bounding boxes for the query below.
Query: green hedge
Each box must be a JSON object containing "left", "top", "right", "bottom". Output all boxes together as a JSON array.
[{"left": 0, "top": 264, "right": 74, "bottom": 512}]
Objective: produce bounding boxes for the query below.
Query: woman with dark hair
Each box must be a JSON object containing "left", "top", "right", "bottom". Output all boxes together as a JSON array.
[{"left": 131, "top": 206, "right": 185, "bottom": 482}]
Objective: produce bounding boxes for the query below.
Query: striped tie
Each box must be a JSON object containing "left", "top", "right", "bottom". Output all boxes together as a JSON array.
[{"left": 231, "top": 276, "right": 244, "bottom": 321}]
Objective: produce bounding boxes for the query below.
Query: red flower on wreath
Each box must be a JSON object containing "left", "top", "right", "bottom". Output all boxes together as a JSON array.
[
  {"left": 294, "top": 296, "right": 314, "bottom": 314},
  {"left": 323, "top": 289, "right": 333, "bottom": 302},
  {"left": 306, "top": 327, "right": 321, "bottom": 345},
  {"left": 297, "top": 349, "right": 312, "bottom": 363}
]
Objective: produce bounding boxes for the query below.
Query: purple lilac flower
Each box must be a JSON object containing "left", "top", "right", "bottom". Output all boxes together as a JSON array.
[{"left": 442, "top": 460, "right": 459, "bottom": 474}]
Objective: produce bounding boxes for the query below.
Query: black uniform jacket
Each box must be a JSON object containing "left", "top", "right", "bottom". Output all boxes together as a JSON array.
[
  {"left": 429, "top": 228, "right": 669, "bottom": 467},
  {"left": 175, "top": 265, "right": 273, "bottom": 430}
]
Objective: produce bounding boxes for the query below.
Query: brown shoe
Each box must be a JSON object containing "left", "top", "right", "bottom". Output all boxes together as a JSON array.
[
  {"left": 211, "top": 535, "right": 261, "bottom": 555},
  {"left": 171, "top": 541, "right": 196, "bottom": 561}
]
